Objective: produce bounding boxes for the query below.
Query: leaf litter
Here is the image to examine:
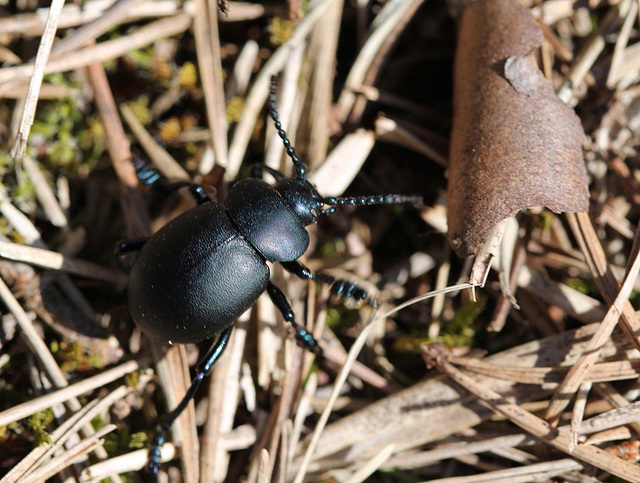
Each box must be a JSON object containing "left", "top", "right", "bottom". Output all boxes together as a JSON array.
[{"left": 1, "top": 0, "right": 640, "bottom": 482}]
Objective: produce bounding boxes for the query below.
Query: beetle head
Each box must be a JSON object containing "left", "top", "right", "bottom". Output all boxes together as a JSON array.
[{"left": 274, "top": 178, "right": 323, "bottom": 226}]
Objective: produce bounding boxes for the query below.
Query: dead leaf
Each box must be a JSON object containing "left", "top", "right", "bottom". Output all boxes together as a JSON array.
[{"left": 447, "top": 0, "right": 589, "bottom": 257}]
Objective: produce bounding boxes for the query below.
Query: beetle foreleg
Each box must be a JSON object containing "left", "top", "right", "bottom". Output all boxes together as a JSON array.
[
  {"left": 146, "top": 327, "right": 233, "bottom": 476},
  {"left": 266, "top": 281, "right": 321, "bottom": 354}
]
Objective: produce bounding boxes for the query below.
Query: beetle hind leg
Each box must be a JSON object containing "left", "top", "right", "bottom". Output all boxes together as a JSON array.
[{"left": 146, "top": 327, "right": 233, "bottom": 476}]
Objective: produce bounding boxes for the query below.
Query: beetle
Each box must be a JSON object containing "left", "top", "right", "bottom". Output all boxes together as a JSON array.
[{"left": 118, "top": 76, "right": 422, "bottom": 475}]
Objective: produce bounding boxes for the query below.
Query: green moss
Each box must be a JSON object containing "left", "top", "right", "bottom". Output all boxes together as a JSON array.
[
  {"left": 178, "top": 62, "right": 198, "bottom": 88},
  {"left": 28, "top": 409, "right": 54, "bottom": 446},
  {"left": 393, "top": 297, "right": 486, "bottom": 353},
  {"left": 226, "top": 96, "right": 245, "bottom": 124},
  {"left": 269, "top": 18, "right": 295, "bottom": 46},
  {"left": 29, "top": 86, "right": 105, "bottom": 175},
  {"left": 129, "top": 431, "right": 147, "bottom": 450},
  {"left": 127, "top": 96, "right": 152, "bottom": 126},
  {"left": 51, "top": 340, "right": 105, "bottom": 373}
]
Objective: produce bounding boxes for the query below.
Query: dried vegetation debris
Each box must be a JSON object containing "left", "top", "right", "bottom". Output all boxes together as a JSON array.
[
  {"left": 448, "top": 0, "right": 589, "bottom": 258},
  {"left": 0, "top": 0, "right": 640, "bottom": 482}
]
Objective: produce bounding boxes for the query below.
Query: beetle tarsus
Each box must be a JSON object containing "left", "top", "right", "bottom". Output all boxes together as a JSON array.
[
  {"left": 146, "top": 427, "right": 164, "bottom": 476},
  {"left": 281, "top": 260, "right": 377, "bottom": 307}
]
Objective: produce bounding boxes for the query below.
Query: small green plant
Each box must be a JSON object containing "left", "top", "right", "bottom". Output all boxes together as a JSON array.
[
  {"left": 269, "top": 18, "right": 295, "bottom": 46},
  {"left": 28, "top": 409, "right": 54, "bottom": 446}
]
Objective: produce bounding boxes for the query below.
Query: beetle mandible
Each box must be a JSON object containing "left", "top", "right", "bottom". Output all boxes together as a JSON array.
[{"left": 118, "top": 75, "right": 422, "bottom": 475}]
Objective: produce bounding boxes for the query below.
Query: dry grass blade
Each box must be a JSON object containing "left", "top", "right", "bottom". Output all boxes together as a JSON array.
[
  {"left": 425, "top": 348, "right": 640, "bottom": 482},
  {"left": 0, "top": 360, "right": 138, "bottom": 427},
  {"left": 23, "top": 424, "right": 117, "bottom": 483},
  {"left": 151, "top": 342, "right": 199, "bottom": 482},
  {"left": 9, "top": 0, "right": 64, "bottom": 160},
  {"left": 447, "top": 356, "right": 640, "bottom": 385},
  {"left": 22, "top": 156, "right": 67, "bottom": 227},
  {"left": 385, "top": 434, "right": 536, "bottom": 469},
  {"left": 1, "top": 385, "right": 133, "bottom": 483},
  {"left": 79, "top": 445, "right": 176, "bottom": 481},
  {"left": 120, "top": 103, "right": 189, "bottom": 180},
  {"left": 306, "top": 0, "right": 343, "bottom": 167},
  {"left": 558, "top": 0, "right": 633, "bottom": 101},
  {"left": 0, "top": 1, "right": 270, "bottom": 36},
  {"left": 375, "top": 115, "right": 449, "bottom": 168},
  {"left": 4, "top": 1, "right": 640, "bottom": 481},
  {"left": 335, "top": 0, "right": 425, "bottom": 123},
  {"left": 200, "top": 324, "right": 243, "bottom": 482},
  {"left": 0, "top": 241, "right": 126, "bottom": 285},
  {"left": 310, "top": 130, "right": 375, "bottom": 196},
  {"left": 567, "top": 211, "right": 640, "bottom": 349},
  {"left": 343, "top": 443, "right": 395, "bottom": 483},
  {"left": 51, "top": 0, "right": 145, "bottom": 57},
  {"left": 87, "top": 63, "right": 137, "bottom": 188},
  {"left": 0, "top": 15, "right": 192, "bottom": 85},
  {"left": 579, "top": 400, "right": 640, "bottom": 435},
  {"left": 192, "top": 0, "right": 228, "bottom": 171},
  {"left": 0, "top": 275, "right": 68, "bottom": 388},
  {"left": 293, "top": 308, "right": 380, "bottom": 483},
  {"left": 542, "top": 213, "right": 640, "bottom": 424},
  {"left": 425, "top": 458, "right": 584, "bottom": 483}
]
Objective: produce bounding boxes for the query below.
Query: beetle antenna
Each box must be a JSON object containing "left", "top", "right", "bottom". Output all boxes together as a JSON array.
[
  {"left": 268, "top": 75, "right": 307, "bottom": 179},
  {"left": 320, "top": 193, "right": 423, "bottom": 215}
]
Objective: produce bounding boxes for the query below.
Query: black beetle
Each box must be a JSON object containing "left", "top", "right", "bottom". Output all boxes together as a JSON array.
[{"left": 118, "top": 76, "right": 422, "bottom": 475}]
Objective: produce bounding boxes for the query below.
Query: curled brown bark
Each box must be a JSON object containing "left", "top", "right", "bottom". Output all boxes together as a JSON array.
[{"left": 447, "top": 0, "right": 589, "bottom": 257}]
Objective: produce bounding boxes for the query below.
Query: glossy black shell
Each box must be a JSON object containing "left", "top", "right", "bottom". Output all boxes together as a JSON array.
[{"left": 128, "top": 202, "right": 270, "bottom": 344}]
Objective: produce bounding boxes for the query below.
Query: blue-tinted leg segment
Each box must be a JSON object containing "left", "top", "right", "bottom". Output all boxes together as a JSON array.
[
  {"left": 132, "top": 158, "right": 211, "bottom": 204},
  {"left": 266, "top": 281, "right": 320, "bottom": 354},
  {"left": 146, "top": 327, "right": 233, "bottom": 476},
  {"left": 280, "top": 261, "right": 376, "bottom": 307}
]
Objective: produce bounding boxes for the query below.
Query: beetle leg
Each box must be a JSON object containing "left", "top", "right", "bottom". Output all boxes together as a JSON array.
[
  {"left": 115, "top": 237, "right": 149, "bottom": 256},
  {"left": 280, "top": 260, "right": 376, "bottom": 307},
  {"left": 114, "top": 237, "right": 150, "bottom": 271},
  {"left": 266, "top": 281, "right": 321, "bottom": 354},
  {"left": 132, "top": 158, "right": 212, "bottom": 204},
  {"left": 147, "top": 326, "right": 233, "bottom": 476}
]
